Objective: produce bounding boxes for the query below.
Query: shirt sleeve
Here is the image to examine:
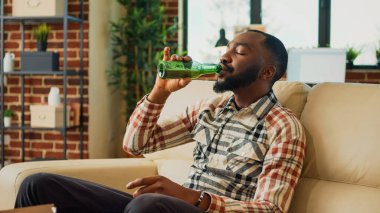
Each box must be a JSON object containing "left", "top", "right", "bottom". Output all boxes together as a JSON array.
[
  {"left": 206, "top": 109, "right": 306, "bottom": 213},
  {"left": 123, "top": 95, "right": 201, "bottom": 155}
]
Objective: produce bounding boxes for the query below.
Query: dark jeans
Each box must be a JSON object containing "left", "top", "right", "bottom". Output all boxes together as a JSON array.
[{"left": 15, "top": 173, "right": 204, "bottom": 213}]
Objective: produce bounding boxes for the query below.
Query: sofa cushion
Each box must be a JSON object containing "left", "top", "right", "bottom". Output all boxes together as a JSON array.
[
  {"left": 154, "top": 159, "right": 193, "bottom": 185},
  {"left": 289, "top": 178, "right": 380, "bottom": 213},
  {"left": 144, "top": 142, "right": 196, "bottom": 161},
  {"left": 272, "top": 80, "right": 311, "bottom": 119},
  {"left": 0, "top": 159, "right": 158, "bottom": 210},
  {"left": 301, "top": 82, "right": 380, "bottom": 187}
]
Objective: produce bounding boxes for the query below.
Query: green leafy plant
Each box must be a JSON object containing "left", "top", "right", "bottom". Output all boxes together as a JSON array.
[
  {"left": 32, "top": 23, "right": 51, "bottom": 42},
  {"left": 108, "top": 0, "right": 177, "bottom": 120},
  {"left": 346, "top": 47, "right": 362, "bottom": 62},
  {"left": 376, "top": 48, "right": 380, "bottom": 61},
  {"left": 4, "top": 109, "right": 12, "bottom": 117}
]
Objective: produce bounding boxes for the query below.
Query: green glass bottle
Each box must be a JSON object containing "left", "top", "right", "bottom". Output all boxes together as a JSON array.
[{"left": 157, "top": 61, "right": 222, "bottom": 79}]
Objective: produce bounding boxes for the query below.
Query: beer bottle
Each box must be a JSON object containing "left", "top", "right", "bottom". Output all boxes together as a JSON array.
[{"left": 157, "top": 61, "right": 222, "bottom": 79}]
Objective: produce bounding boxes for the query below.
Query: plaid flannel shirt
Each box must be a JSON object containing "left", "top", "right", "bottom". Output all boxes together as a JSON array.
[{"left": 125, "top": 90, "right": 306, "bottom": 213}]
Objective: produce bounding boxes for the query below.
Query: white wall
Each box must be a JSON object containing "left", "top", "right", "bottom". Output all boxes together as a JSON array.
[{"left": 89, "top": 0, "right": 126, "bottom": 158}]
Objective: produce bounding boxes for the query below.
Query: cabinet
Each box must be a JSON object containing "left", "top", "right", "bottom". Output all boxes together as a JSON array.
[{"left": 0, "top": 0, "right": 85, "bottom": 167}]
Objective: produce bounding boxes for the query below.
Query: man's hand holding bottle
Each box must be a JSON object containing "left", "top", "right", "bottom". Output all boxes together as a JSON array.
[{"left": 148, "top": 47, "right": 192, "bottom": 104}]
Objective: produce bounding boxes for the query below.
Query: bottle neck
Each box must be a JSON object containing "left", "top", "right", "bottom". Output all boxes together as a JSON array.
[{"left": 201, "top": 64, "right": 222, "bottom": 74}]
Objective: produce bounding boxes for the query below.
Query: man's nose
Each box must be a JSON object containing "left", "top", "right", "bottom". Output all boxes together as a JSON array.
[{"left": 220, "top": 53, "right": 232, "bottom": 64}]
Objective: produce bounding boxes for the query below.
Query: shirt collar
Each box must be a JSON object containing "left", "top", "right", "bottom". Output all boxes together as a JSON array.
[{"left": 219, "top": 90, "right": 278, "bottom": 120}]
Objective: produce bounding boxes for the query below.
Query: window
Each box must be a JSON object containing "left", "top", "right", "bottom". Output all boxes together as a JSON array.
[
  {"left": 262, "top": 0, "right": 319, "bottom": 49},
  {"left": 184, "top": 0, "right": 380, "bottom": 67},
  {"left": 187, "top": 0, "right": 250, "bottom": 63},
  {"left": 331, "top": 0, "right": 380, "bottom": 65}
]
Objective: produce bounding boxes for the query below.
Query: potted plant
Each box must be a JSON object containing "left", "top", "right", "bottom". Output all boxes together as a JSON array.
[
  {"left": 108, "top": 0, "right": 177, "bottom": 120},
  {"left": 3, "top": 108, "right": 13, "bottom": 127},
  {"left": 32, "top": 23, "right": 51, "bottom": 52},
  {"left": 346, "top": 47, "right": 361, "bottom": 69}
]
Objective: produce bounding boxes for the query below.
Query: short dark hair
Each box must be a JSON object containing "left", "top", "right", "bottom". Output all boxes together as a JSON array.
[{"left": 248, "top": 30, "right": 288, "bottom": 84}]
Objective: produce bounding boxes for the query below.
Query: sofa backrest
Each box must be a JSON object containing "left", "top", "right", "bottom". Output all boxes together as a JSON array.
[
  {"left": 160, "top": 80, "right": 310, "bottom": 120},
  {"left": 272, "top": 80, "right": 311, "bottom": 118},
  {"left": 289, "top": 82, "right": 380, "bottom": 213},
  {"left": 144, "top": 80, "right": 311, "bottom": 184},
  {"left": 301, "top": 82, "right": 380, "bottom": 186}
]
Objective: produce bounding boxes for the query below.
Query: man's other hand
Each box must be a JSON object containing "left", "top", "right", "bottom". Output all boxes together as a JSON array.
[{"left": 126, "top": 175, "right": 199, "bottom": 205}]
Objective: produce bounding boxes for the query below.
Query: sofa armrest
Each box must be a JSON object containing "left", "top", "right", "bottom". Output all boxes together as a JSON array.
[{"left": 0, "top": 158, "right": 157, "bottom": 210}]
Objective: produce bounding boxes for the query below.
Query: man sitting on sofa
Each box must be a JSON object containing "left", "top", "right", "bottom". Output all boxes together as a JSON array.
[{"left": 15, "top": 30, "right": 305, "bottom": 213}]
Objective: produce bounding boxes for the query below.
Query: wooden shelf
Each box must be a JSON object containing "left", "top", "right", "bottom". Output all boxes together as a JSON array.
[
  {"left": 3, "top": 70, "right": 81, "bottom": 76},
  {"left": 3, "top": 125, "right": 81, "bottom": 132},
  {"left": 0, "top": 15, "right": 83, "bottom": 23}
]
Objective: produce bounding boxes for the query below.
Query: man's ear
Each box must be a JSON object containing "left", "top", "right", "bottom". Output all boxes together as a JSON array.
[{"left": 259, "top": 65, "right": 276, "bottom": 81}]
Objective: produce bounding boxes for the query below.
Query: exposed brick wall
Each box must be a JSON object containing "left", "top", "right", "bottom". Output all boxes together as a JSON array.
[
  {"left": 162, "top": 0, "right": 179, "bottom": 43},
  {"left": 1, "top": 0, "right": 179, "bottom": 163},
  {"left": 281, "top": 69, "right": 380, "bottom": 84},
  {"left": 2, "top": 0, "right": 90, "bottom": 162},
  {"left": 345, "top": 69, "right": 380, "bottom": 84}
]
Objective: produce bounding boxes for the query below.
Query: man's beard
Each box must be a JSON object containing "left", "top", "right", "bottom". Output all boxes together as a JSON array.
[{"left": 213, "top": 66, "right": 260, "bottom": 93}]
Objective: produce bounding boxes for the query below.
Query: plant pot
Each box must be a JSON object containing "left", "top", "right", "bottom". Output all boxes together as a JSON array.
[
  {"left": 346, "top": 61, "right": 354, "bottom": 69},
  {"left": 37, "top": 41, "right": 48, "bottom": 52},
  {"left": 4, "top": 116, "right": 11, "bottom": 127}
]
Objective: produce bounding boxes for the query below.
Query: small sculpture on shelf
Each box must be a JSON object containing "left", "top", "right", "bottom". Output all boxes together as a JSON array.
[{"left": 32, "top": 23, "right": 51, "bottom": 52}]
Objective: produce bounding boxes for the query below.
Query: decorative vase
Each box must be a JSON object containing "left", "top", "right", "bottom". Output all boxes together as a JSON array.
[
  {"left": 48, "top": 87, "right": 61, "bottom": 106},
  {"left": 3, "top": 52, "right": 15, "bottom": 72},
  {"left": 4, "top": 116, "right": 11, "bottom": 127},
  {"left": 37, "top": 41, "right": 48, "bottom": 52}
]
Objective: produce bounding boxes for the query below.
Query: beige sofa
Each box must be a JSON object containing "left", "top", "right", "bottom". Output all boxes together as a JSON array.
[{"left": 1, "top": 81, "right": 380, "bottom": 212}]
